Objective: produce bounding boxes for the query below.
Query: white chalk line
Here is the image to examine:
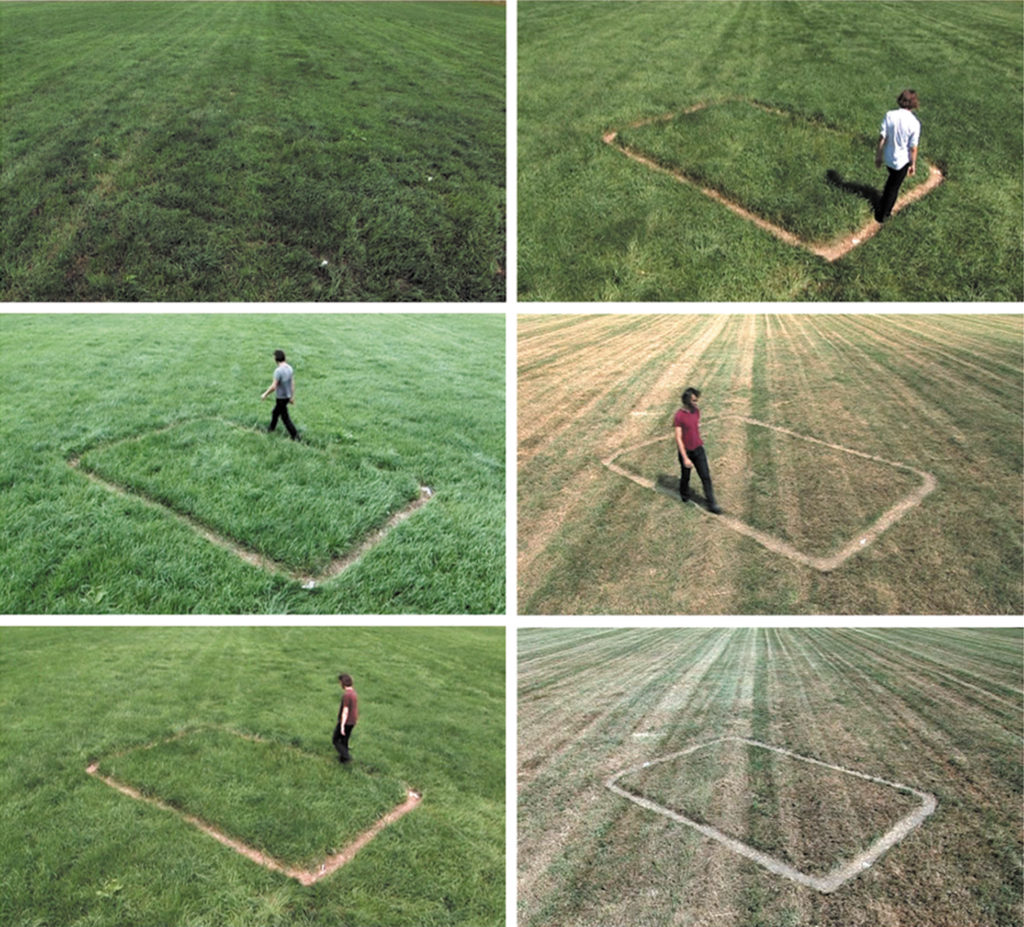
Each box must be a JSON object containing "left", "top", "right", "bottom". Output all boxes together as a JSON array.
[
  {"left": 602, "top": 99, "right": 944, "bottom": 262},
  {"left": 86, "top": 726, "right": 421, "bottom": 887},
  {"left": 601, "top": 416, "right": 937, "bottom": 572},
  {"left": 606, "top": 736, "right": 937, "bottom": 894},
  {"left": 68, "top": 418, "right": 433, "bottom": 587}
]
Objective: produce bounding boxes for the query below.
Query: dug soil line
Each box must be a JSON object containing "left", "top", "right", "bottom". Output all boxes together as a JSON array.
[
  {"left": 606, "top": 736, "right": 937, "bottom": 894},
  {"left": 602, "top": 105, "right": 944, "bottom": 262},
  {"left": 602, "top": 417, "right": 937, "bottom": 572},
  {"left": 86, "top": 761, "right": 421, "bottom": 886},
  {"left": 67, "top": 455, "right": 432, "bottom": 587}
]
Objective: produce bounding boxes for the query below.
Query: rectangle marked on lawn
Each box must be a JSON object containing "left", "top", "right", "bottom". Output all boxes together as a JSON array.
[
  {"left": 77, "top": 419, "right": 423, "bottom": 575},
  {"left": 616, "top": 100, "right": 926, "bottom": 244},
  {"left": 95, "top": 727, "right": 409, "bottom": 870}
]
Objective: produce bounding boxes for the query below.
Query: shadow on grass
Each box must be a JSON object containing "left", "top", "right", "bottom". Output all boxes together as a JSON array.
[
  {"left": 824, "top": 169, "right": 880, "bottom": 208},
  {"left": 654, "top": 473, "right": 712, "bottom": 510}
]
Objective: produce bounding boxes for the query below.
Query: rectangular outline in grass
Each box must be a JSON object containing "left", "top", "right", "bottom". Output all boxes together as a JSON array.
[
  {"left": 606, "top": 736, "right": 937, "bottom": 894},
  {"left": 603, "top": 99, "right": 944, "bottom": 262},
  {"left": 601, "top": 415, "right": 937, "bottom": 572},
  {"left": 69, "top": 418, "right": 433, "bottom": 587},
  {"left": 86, "top": 727, "right": 421, "bottom": 887}
]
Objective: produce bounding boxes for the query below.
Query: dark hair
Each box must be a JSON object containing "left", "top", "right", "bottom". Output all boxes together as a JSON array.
[
  {"left": 897, "top": 89, "right": 919, "bottom": 110},
  {"left": 274, "top": 349, "right": 286, "bottom": 362},
  {"left": 339, "top": 673, "right": 353, "bottom": 687},
  {"left": 681, "top": 387, "right": 701, "bottom": 407}
]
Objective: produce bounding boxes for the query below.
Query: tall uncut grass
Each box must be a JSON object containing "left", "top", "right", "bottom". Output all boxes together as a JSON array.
[{"left": 0, "top": 314, "right": 505, "bottom": 614}]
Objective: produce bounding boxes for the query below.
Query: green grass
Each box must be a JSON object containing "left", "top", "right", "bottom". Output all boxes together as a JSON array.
[
  {"left": 79, "top": 420, "right": 421, "bottom": 575},
  {"left": 97, "top": 727, "right": 408, "bottom": 868},
  {"left": 1, "top": 1, "right": 505, "bottom": 301},
  {"left": 1, "top": 626, "right": 505, "bottom": 927},
  {"left": 518, "top": 1, "right": 1023, "bottom": 300},
  {"left": 617, "top": 100, "right": 928, "bottom": 243},
  {"left": 0, "top": 314, "right": 504, "bottom": 614}
]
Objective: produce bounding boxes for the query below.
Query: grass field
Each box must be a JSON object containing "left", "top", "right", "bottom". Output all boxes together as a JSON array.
[
  {"left": 1, "top": 313, "right": 504, "bottom": 614},
  {"left": 1, "top": 1, "right": 505, "bottom": 301},
  {"left": 518, "top": 1, "right": 1023, "bottom": 301},
  {"left": 517, "top": 314, "right": 1023, "bottom": 615},
  {"left": 1, "top": 626, "right": 505, "bottom": 927},
  {"left": 518, "top": 627, "right": 1023, "bottom": 927}
]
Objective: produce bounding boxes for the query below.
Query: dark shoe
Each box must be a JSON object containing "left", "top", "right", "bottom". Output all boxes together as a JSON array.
[{"left": 708, "top": 501, "right": 722, "bottom": 514}]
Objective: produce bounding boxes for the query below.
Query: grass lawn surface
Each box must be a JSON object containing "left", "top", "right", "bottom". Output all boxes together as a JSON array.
[
  {"left": 518, "top": 314, "right": 1022, "bottom": 615},
  {"left": 1, "top": 627, "right": 505, "bottom": 927},
  {"left": 1, "top": 1, "right": 505, "bottom": 301},
  {"left": 1, "top": 314, "right": 504, "bottom": 614},
  {"left": 518, "top": 628, "right": 1023, "bottom": 927},
  {"left": 518, "top": 1, "right": 1023, "bottom": 300}
]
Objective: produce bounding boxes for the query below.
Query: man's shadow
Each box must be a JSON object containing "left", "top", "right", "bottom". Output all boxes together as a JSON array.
[{"left": 825, "top": 169, "right": 880, "bottom": 209}]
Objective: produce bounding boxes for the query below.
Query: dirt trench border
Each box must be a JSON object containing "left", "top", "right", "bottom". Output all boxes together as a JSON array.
[
  {"left": 601, "top": 415, "right": 937, "bottom": 572},
  {"left": 606, "top": 735, "right": 937, "bottom": 894},
  {"left": 86, "top": 726, "right": 422, "bottom": 887},
  {"left": 602, "top": 99, "right": 944, "bottom": 262},
  {"left": 68, "top": 418, "right": 434, "bottom": 588}
]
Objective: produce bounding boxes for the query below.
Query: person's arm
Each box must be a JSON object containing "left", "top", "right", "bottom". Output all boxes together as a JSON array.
[
  {"left": 674, "top": 425, "right": 691, "bottom": 468},
  {"left": 907, "top": 144, "right": 918, "bottom": 176},
  {"left": 261, "top": 377, "right": 279, "bottom": 400},
  {"left": 289, "top": 376, "right": 295, "bottom": 404},
  {"left": 874, "top": 134, "right": 885, "bottom": 168},
  {"left": 339, "top": 698, "right": 349, "bottom": 730}
]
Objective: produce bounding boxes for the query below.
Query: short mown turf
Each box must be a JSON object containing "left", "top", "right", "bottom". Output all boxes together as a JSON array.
[{"left": 1, "top": 1, "right": 505, "bottom": 301}]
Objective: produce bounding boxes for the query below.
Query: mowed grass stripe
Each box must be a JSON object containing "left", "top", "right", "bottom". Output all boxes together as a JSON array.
[
  {"left": 2, "top": 2, "right": 504, "bottom": 301},
  {"left": 518, "top": 629, "right": 1022, "bottom": 927}
]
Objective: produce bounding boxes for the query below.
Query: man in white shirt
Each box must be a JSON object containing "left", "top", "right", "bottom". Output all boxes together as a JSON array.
[
  {"left": 260, "top": 349, "right": 299, "bottom": 440},
  {"left": 874, "top": 89, "right": 921, "bottom": 222}
]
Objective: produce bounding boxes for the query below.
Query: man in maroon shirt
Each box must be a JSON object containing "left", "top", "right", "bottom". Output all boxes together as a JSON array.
[
  {"left": 333, "top": 673, "right": 359, "bottom": 763},
  {"left": 673, "top": 387, "right": 721, "bottom": 514}
]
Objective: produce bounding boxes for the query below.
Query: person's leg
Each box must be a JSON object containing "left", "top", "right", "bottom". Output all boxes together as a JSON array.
[
  {"left": 339, "top": 724, "right": 354, "bottom": 762},
  {"left": 279, "top": 403, "right": 298, "bottom": 440},
  {"left": 875, "top": 164, "right": 909, "bottom": 222},
  {"left": 332, "top": 722, "right": 346, "bottom": 761},
  {"left": 678, "top": 450, "right": 692, "bottom": 501},
  {"left": 690, "top": 445, "right": 721, "bottom": 513},
  {"left": 269, "top": 399, "right": 282, "bottom": 432}
]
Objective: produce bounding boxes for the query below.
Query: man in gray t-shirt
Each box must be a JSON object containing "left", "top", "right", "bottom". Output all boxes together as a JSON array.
[{"left": 260, "top": 349, "right": 299, "bottom": 440}]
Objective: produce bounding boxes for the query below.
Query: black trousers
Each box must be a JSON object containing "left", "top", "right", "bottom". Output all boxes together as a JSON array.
[
  {"left": 332, "top": 723, "right": 355, "bottom": 762},
  {"left": 269, "top": 398, "right": 298, "bottom": 439},
  {"left": 875, "top": 163, "right": 910, "bottom": 222},
  {"left": 679, "top": 444, "right": 716, "bottom": 505}
]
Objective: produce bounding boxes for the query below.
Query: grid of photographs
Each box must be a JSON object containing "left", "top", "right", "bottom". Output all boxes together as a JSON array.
[{"left": 2, "top": 2, "right": 1021, "bottom": 926}]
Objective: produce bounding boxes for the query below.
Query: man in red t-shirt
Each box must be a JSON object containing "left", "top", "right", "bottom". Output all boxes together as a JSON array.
[
  {"left": 673, "top": 387, "right": 721, "bottom": 514},
  {"left": 333, "top": 673, "right": 359, "bottom": 763}
]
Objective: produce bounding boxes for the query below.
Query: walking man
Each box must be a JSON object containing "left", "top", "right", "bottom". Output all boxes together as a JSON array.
[
  {"left": 874, "top": 89, "right": 921, "bottom": 223},
  {"left": 674, "top": 387, "right": 721, "bottom": 514},
  {"left": 260, "top": 349, "right": 299, "bottom": 440},
  {"left": 333, "top": 673, "right": 359, "bottom": 763}
]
